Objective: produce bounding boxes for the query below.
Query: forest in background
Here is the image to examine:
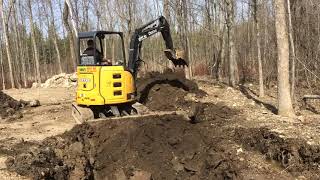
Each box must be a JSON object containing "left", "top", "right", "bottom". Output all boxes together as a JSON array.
[{"left": 0, "top": 0, "right": 319, "bottom": 95}]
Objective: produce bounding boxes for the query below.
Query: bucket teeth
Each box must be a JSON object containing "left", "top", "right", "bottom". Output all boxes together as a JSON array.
[{"left": 164, "top": 49, "right": 188, "bottom": 67}]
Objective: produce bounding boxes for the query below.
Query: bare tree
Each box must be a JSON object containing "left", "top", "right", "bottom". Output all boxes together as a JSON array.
[
  {"left": 48, "top": 0, "right": 63, "bottom": 74},
  {"left": 253, "top": 0, "right": 264, "bottom": 97},
  {"left": 0, "top": 33, "right": 5, "bottom": 89},
  {"left": 225, "top": 0, "right": 238, "bottom": 87},
  {"left": 163, "top": 0, "right": 174, "bottom": 69},
  {"left": 163, "top": 0, "right": 171, "bottom": 22},
  {"left": 13, "top": 1, "right": 27, "bottom": 87},
  {"left": 28, "top": 0, "right": 41, "bottom": 84},
  {"left": 286, "top": 0, "right": 296, "bottom": 100},
  {"left": 180, "top": 0, "right": 192, "bottom": 79},
  {"left": 274, "top": 0, "right": 295, "bottom": 117},
  {"left": 63, "top": 0, "right": 78, "bottom": 69},
  {"left": 0, "top": 0, "right": 316, "bottom": 95},
  {"left": 0, "top": 0, "right": 15, "bottom": 88}
]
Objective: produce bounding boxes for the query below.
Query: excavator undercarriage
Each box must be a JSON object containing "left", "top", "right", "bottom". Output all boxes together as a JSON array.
[{"left": 72, "top": 102, "right": 141, "bottom": 124}]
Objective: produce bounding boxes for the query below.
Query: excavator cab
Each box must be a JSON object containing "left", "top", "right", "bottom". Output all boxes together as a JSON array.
[{"left": 78, "top": 31, "right": 126, "bottom": 66}]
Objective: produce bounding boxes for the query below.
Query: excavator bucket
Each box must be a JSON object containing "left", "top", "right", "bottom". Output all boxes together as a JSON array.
[
  {"left": 164, "top": 49, "right": 188, "bottom": 66},
  {"left": 72, "top": 103, "right": 94, "bottom": 124}
]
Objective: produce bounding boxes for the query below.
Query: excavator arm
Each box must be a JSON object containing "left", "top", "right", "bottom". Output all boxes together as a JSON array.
[{"left": 128, "top": 16, "right": 188, "bottom": 78}]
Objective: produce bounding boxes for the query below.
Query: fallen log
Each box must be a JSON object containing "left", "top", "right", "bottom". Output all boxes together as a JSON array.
[{"left": 303, "top": 95, "right": 320, "bottom": 106}]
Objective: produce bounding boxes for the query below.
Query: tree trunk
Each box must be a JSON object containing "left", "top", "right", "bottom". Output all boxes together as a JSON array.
[
  {"left": 18, "top": 2, "right": 29, "bottom": 87},
  {"left": 82, "top": 0, "right": 89, "bottom": 31},
  {"left": 163, "top": 0, "right": 174, "bottom": 69},
  {"left": 28, "top": 0, "right": 41, "bottom": 84},
  {"left": 0, "top": 0, "right": 15, "bottom": 88},
  {"left": 0, "top": 34, "right": 5, "bottom": 90},
  {"left": 63, "top": 0, "right": 78, "bottom": 70},
  {"left": 37, "top": 2, "right": 48, "bottom": 80},
  {"left": 226, "top": 0, "right": 238, "bottom": 87},
  {"left": 48, "top": 0, "right": 63, "bottom": 74},
  {"left": 58, "top": 0, "right": 68, "bottom": 70},
  {"left": 253, "top": 0, "right": 264, "bottom": 97},
  {"left": 178, "top": 0, "right": 191, "bottom": 79},
  {"left": 274, "top": 0, "right": 295, "bottom": 117},
  {"left": 163, "top": 0, "right": 171, "bottom": 22},
  {"left": 12, "top": 3, "right": 22, "bottom": 89},
  {"left": 218, "top": 29, "right": 226, "bottom": 81},
  {"left": 287, "top": 0, "right": 296, "bottom": 101},
  {"left": 16, "top": 1, "right": 27, "bottom": 88}
]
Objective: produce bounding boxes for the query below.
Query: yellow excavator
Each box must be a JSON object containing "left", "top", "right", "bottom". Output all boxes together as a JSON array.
[{"left": 72, "top": 16, "right": 188, "bottom": 123}]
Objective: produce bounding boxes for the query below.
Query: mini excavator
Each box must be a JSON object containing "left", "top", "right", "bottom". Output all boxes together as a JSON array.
[{"left": 72, "top": 16, "right": 188, "bottom": 123}]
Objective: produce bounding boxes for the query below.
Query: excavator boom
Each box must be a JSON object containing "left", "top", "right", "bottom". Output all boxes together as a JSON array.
[{"left": 128, "top": 16, "right": 188, "bottom": 78}]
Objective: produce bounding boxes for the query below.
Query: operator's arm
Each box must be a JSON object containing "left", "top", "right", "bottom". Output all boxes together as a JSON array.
[{"left": 83, "top": 47, "right": 94, "bottom": 56}]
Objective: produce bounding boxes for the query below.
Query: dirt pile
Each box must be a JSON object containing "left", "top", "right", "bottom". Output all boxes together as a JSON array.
[
  {"left": 235, "top": 127, "right": 320, "bottom": 178},
  {"left": 0, "top": 91, "right": 24, "bottom": 119},
  {"left": 137, "top": 71, "right": 206, "bottom": 111},
  {"left": 6, "top": 103, "right": 244, "bottom": 179},
  {"left": 32, "top": 73, "right": 77, "bottom": 88},
  {"left": 143, "top": 84, "right": 188, "bottom": 111}
]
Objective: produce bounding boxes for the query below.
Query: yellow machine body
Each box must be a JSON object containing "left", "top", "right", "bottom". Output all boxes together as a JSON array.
[
  {"left": 73, "top": 20, "right": 188, "bottom": 123},
  {"left": 75, "top": 65, "right": 136, "bottom": 106}
]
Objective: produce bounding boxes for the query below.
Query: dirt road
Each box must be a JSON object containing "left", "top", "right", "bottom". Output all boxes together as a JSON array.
[
  {"left": 0, "top": 77, "right": 320, "bottom": 179},
  {"left": 0, "top": 88, "right": 76, "bottom": 179}
]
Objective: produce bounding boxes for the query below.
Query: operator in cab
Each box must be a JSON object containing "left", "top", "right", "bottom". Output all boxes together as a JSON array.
[{"left": 83, "top": 39, "right": 103, "bottom": 60}]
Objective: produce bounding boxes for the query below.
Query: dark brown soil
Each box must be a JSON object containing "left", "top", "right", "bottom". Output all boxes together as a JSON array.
[
  {"left": 137, "top": 71, "right": 205, "bottom": 102},
  {"left": 235, "top": 127, "right": 320, "bottom": 179},
  {"left": 7, "top": 75, "right": 320, "bottom": 179},
  {"left": 6, "top": 103, "right": 244, "bottom": 180},
  {"left": 143, "top": 84, "right": 188, "bottom": 111},
  {"left": 137, "top": 71, "right": 206, "bottom": 111},
  {"left": 0, "top": 91, "right": 24, "bottom": 119}
]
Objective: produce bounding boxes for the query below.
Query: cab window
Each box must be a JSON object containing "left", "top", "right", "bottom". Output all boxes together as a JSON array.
[{"left": 79, "top": 34, "right": 125, "bottom": 66}]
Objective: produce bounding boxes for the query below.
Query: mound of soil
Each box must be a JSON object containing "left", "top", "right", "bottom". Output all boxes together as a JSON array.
[
  {"left": 0, "top": 91, "right": 23, "bottom": 119},
  {"left": 6, "top": 103, "right": 242, "bottom": 180},
  {"left": 137, "top": 71, "right": 206, "bottom": 111},
  {"left": 235, "top": 127, "right": 320, "bottom": 178},
  {"left": 144, "top": 84, "right": 188, "bottom": 111},
  {"left": 32, "top": 73, "right": 77, "bottom": 88}
]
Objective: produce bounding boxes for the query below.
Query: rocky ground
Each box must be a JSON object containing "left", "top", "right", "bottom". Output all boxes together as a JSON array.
[{"left": 0, "top": 74, "right": 319, "bottom": 179}]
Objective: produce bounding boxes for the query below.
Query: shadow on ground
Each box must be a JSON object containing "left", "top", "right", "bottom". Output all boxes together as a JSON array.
[{"left": 239, "top": 85, "right": 278, "bottom": 114}]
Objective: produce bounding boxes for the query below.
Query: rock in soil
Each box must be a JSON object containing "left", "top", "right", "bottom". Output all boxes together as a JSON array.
[
  {"left": 29, "top": 99, "right": 41, "bottom": 107},
  {"left": 130, "top": 170, "right": 152, "bottom": 180}
]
